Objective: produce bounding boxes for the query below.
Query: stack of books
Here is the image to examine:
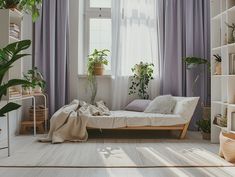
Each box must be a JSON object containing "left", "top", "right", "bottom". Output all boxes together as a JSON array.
[
  {"left": 9, "top": 23, "right": 20, "bottom": 39},
  {"left": 9, "top": 87, "right": 22, "bottom": 99},
  {"left": 229, "top": 53, "right": 235, "bottom": 75}
]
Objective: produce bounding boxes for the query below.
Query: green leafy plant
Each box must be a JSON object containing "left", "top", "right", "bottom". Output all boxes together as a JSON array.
[
  {"left": 23, "top": 66, "right": 46, "bottom": 91},
  {"left": 183, "top": 57, "right": 209, "bottom": 96},
  {"left": 0, "top": 0, "right": 42, "bottom": 22},
  {"left": 213, "top": 54, "right": 222, "bottom": 63},
  {"left": 0, "top": 40, "right": 32, "bottom": 117},
  {"left": 87, "top": 49, "right": 110, "bottom": 104},
  {"left": 129, "top": 62, "right": 154, "bottom": 99},
  {"left": 196, "top": 119, "right": 211, "bottom": 133}
]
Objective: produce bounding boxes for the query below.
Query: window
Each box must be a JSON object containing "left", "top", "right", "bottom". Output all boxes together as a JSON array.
[{"left": 85, "top": 0, "right": 112, "bottom": 73}]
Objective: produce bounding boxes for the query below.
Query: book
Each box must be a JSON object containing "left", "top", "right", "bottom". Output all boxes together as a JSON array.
[{"left": 10, "top": 23, "right": 20, "bottom": 31}]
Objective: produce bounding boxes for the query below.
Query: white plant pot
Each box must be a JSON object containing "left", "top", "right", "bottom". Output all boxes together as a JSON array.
[{"left": 33, "top": 86, "right": 42, "bottom": 93}]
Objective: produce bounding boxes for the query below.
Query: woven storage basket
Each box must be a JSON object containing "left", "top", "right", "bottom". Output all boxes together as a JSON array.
[{"left": 29, "top": 106, "right": 48, "bottom": 121}]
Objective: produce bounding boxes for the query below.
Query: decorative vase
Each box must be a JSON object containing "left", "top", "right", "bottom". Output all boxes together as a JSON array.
[
  {"left": 94, "top": 63, "right": 104, "bottom": 75},
  {"left": 33, "top": 86, "right": 42, "bottom": 93},
  {"left": 215, "top": 62, "right": 222, "bottom": 75},
  {"left": 202, "top": 132, "right": 211, "bottom": 140}
]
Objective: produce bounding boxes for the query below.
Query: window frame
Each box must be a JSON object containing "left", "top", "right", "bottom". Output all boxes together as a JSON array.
[{"left": 84, "top": 0, "right": 111, "bottom": 74}]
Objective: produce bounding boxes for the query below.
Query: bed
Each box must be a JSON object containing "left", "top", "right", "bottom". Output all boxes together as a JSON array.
[{"left": 87, "top": 97, "right": 199, "bottom": 139}]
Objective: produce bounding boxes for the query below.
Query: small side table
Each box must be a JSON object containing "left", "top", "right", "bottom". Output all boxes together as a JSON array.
[{"left": 0, "top": 93, "right": 48, "bottom": 156}]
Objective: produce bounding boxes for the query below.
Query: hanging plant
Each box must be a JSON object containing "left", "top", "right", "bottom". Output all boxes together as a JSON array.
[{"left": 129, "top": 62, "right": 154, "bottom": 99}]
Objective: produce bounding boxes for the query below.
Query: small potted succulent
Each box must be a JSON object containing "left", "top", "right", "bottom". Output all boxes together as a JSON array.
[
  {"left": 22, "top": 67, "right": 46, "bottom": 94},
  {"left": 196, "top": 119, "right": 211, "bottom": 140},
  {"left": 213, "top": 54, "right": 222, "bottom": 75}
]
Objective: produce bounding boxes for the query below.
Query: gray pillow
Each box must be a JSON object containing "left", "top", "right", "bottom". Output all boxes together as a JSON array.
[
  {"left": 144, "top": 95, "right": 176, "bottom": 114},
  {"left": 125, "top": 99, "right": 152, "bottom": 112}
]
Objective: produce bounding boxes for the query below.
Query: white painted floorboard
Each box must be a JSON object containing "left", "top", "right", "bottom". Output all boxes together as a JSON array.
[{"left": 0, "top": 131, "right": 234, "bottom": 177}]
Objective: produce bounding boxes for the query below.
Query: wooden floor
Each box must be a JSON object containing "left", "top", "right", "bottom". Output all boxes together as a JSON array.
[{"left": 0, "top": 131, "right": 234, "bottom": 177}]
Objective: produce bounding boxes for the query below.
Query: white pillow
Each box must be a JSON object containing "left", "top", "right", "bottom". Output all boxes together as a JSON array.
[
  {"left": 173, "top": 97, "right": 199, "bottom": 121},
  {"left": 144, "top": 95, "right": 176, "bottom": 114}
]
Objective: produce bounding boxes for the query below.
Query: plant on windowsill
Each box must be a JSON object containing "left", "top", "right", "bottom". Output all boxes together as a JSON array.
[
  {"left": 87, "top": 49, "right": 110, "bottom": 104},
  {"left": 196, "top": 119, "right": 211, "bottom": 140},
  {"left": 0, "top": 0, "right": 42, "bottom": 22},
  {"left": 213, "top": 54, "right": 222, "bottom": 75},
  {"left": 0, "top": 40, "right": 32, "bottom": 117},
  {"left": 22, "top": 66, "right": 46, "bottom": 95},
  {"left": 129, "top": 62, "right": 154, "bottom": 99}
]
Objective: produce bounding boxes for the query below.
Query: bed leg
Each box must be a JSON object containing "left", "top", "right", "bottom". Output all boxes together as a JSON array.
[{"left": 179, "top": 123, "right": 189, "bottom": 139}]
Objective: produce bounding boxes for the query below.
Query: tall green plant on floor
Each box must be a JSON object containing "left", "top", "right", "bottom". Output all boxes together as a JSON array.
[
  {"left": 0, "top": 40, "right": 32, "bottom": 117},
  {"left": 129, "top": 62, "right": 154, "bottom": 99}
]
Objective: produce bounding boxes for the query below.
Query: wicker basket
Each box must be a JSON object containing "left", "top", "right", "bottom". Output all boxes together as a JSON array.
[{"left": 29, "top": 106, "right": 48, "bottom": 121}]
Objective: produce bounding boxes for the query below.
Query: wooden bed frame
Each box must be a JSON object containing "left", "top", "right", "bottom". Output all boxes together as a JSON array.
[{"left": 87, "top": 123, "right": 189, "bottom": 139}]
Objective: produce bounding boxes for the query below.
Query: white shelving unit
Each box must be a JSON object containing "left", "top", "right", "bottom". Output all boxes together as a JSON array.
[
  {"left": 0, "top": 9, "right": 23, "bottom": 99},
  {"left": 211, "top": 0, "right": 235, "bottom": 143}
]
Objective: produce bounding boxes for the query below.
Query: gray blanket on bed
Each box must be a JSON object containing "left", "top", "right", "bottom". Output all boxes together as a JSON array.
[{"left": 39, "top": 100, "right": 110, "bottom": 143}]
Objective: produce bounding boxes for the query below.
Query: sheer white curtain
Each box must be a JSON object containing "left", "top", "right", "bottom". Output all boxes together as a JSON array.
[{"left": 111, "top": 0, "right": 160, "bottom": 110}]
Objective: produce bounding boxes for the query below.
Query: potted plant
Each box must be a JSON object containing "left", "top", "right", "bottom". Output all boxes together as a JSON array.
[
  {"left": 0, "top": 0, "right": 42, "bottom": 22},
  {"left": 1, "top": 0, "right": 20, "bottom": 9},
  {"left": 225, "top": 22, "right": 235, "bottom": 44},
  {"left": 0, "top": 40, "right": 32, "bottom": 117},
  {"left": 87, "top": 49, "right": 110, "bottom": 104},
  {"left": 213, "top": 54, "right": 222, "bottom": 75},
  {"left": 22, "top": 67, "right": 46, "bottom": 94},
  {"left": 183, "top": 57, "right": 209, "bottom": 96},
  {"left": 88, "top": 49, "right": 109, "bottom": 76},
  {"left": 129, "top": 62, "right": 154, "bottom": 99},
  {"left": 196, "top": 119, "right": 211, "bottom": 140}
]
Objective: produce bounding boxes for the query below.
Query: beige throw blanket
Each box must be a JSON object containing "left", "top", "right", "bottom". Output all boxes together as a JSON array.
[{"left": 39, "top": 100, "right": 110, "bottom": 143}]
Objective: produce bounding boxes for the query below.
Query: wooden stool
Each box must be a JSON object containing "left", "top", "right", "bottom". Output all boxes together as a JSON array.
[{"left": 20, "top": 120, "right": 45, "bottom": 134}]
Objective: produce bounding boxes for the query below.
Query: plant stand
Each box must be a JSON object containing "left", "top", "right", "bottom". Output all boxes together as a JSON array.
[{"left": 0, "top": 93, "right": 47, "bottom": 157}]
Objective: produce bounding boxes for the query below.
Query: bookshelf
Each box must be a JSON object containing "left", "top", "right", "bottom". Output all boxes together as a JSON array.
[
  {"left": 211, "top": 0, "right": 235, "bottom": 143},
  {"left": 0, "top": 9, "right": 23, "bottom": 99}
]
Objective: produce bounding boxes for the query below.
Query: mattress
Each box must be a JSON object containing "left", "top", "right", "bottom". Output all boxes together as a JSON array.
[{"left": 86, "top": 110, "right": 187, "bottom": 129}]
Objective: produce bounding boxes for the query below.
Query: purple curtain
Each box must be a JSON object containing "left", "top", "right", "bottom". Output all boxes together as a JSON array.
[
  {"left": 158, "top": 0, "right": 210, "bottom": 129},
  {"left": 34, "top": 0, "right": 69, "bottom": 115}
]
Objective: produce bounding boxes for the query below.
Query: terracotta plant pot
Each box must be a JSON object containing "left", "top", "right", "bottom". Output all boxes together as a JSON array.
[
  {"left": 201, "top": 132, "right": 211, "bottom": 140},
  {"left": 215, "top": 63, "right": 222, "bottom": 75},
  {"left": 94, "top": 63, "right": 104, "bottom": 75}
]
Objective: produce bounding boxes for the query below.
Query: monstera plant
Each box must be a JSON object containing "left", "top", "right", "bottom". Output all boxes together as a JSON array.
[{"left": 0, "top": 40, "right": 32, "bottom": 117}]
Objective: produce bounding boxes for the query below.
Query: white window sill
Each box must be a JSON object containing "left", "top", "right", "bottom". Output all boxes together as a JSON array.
[{"left": 78, "top": 74, "right": 114, "bottom": 79}]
